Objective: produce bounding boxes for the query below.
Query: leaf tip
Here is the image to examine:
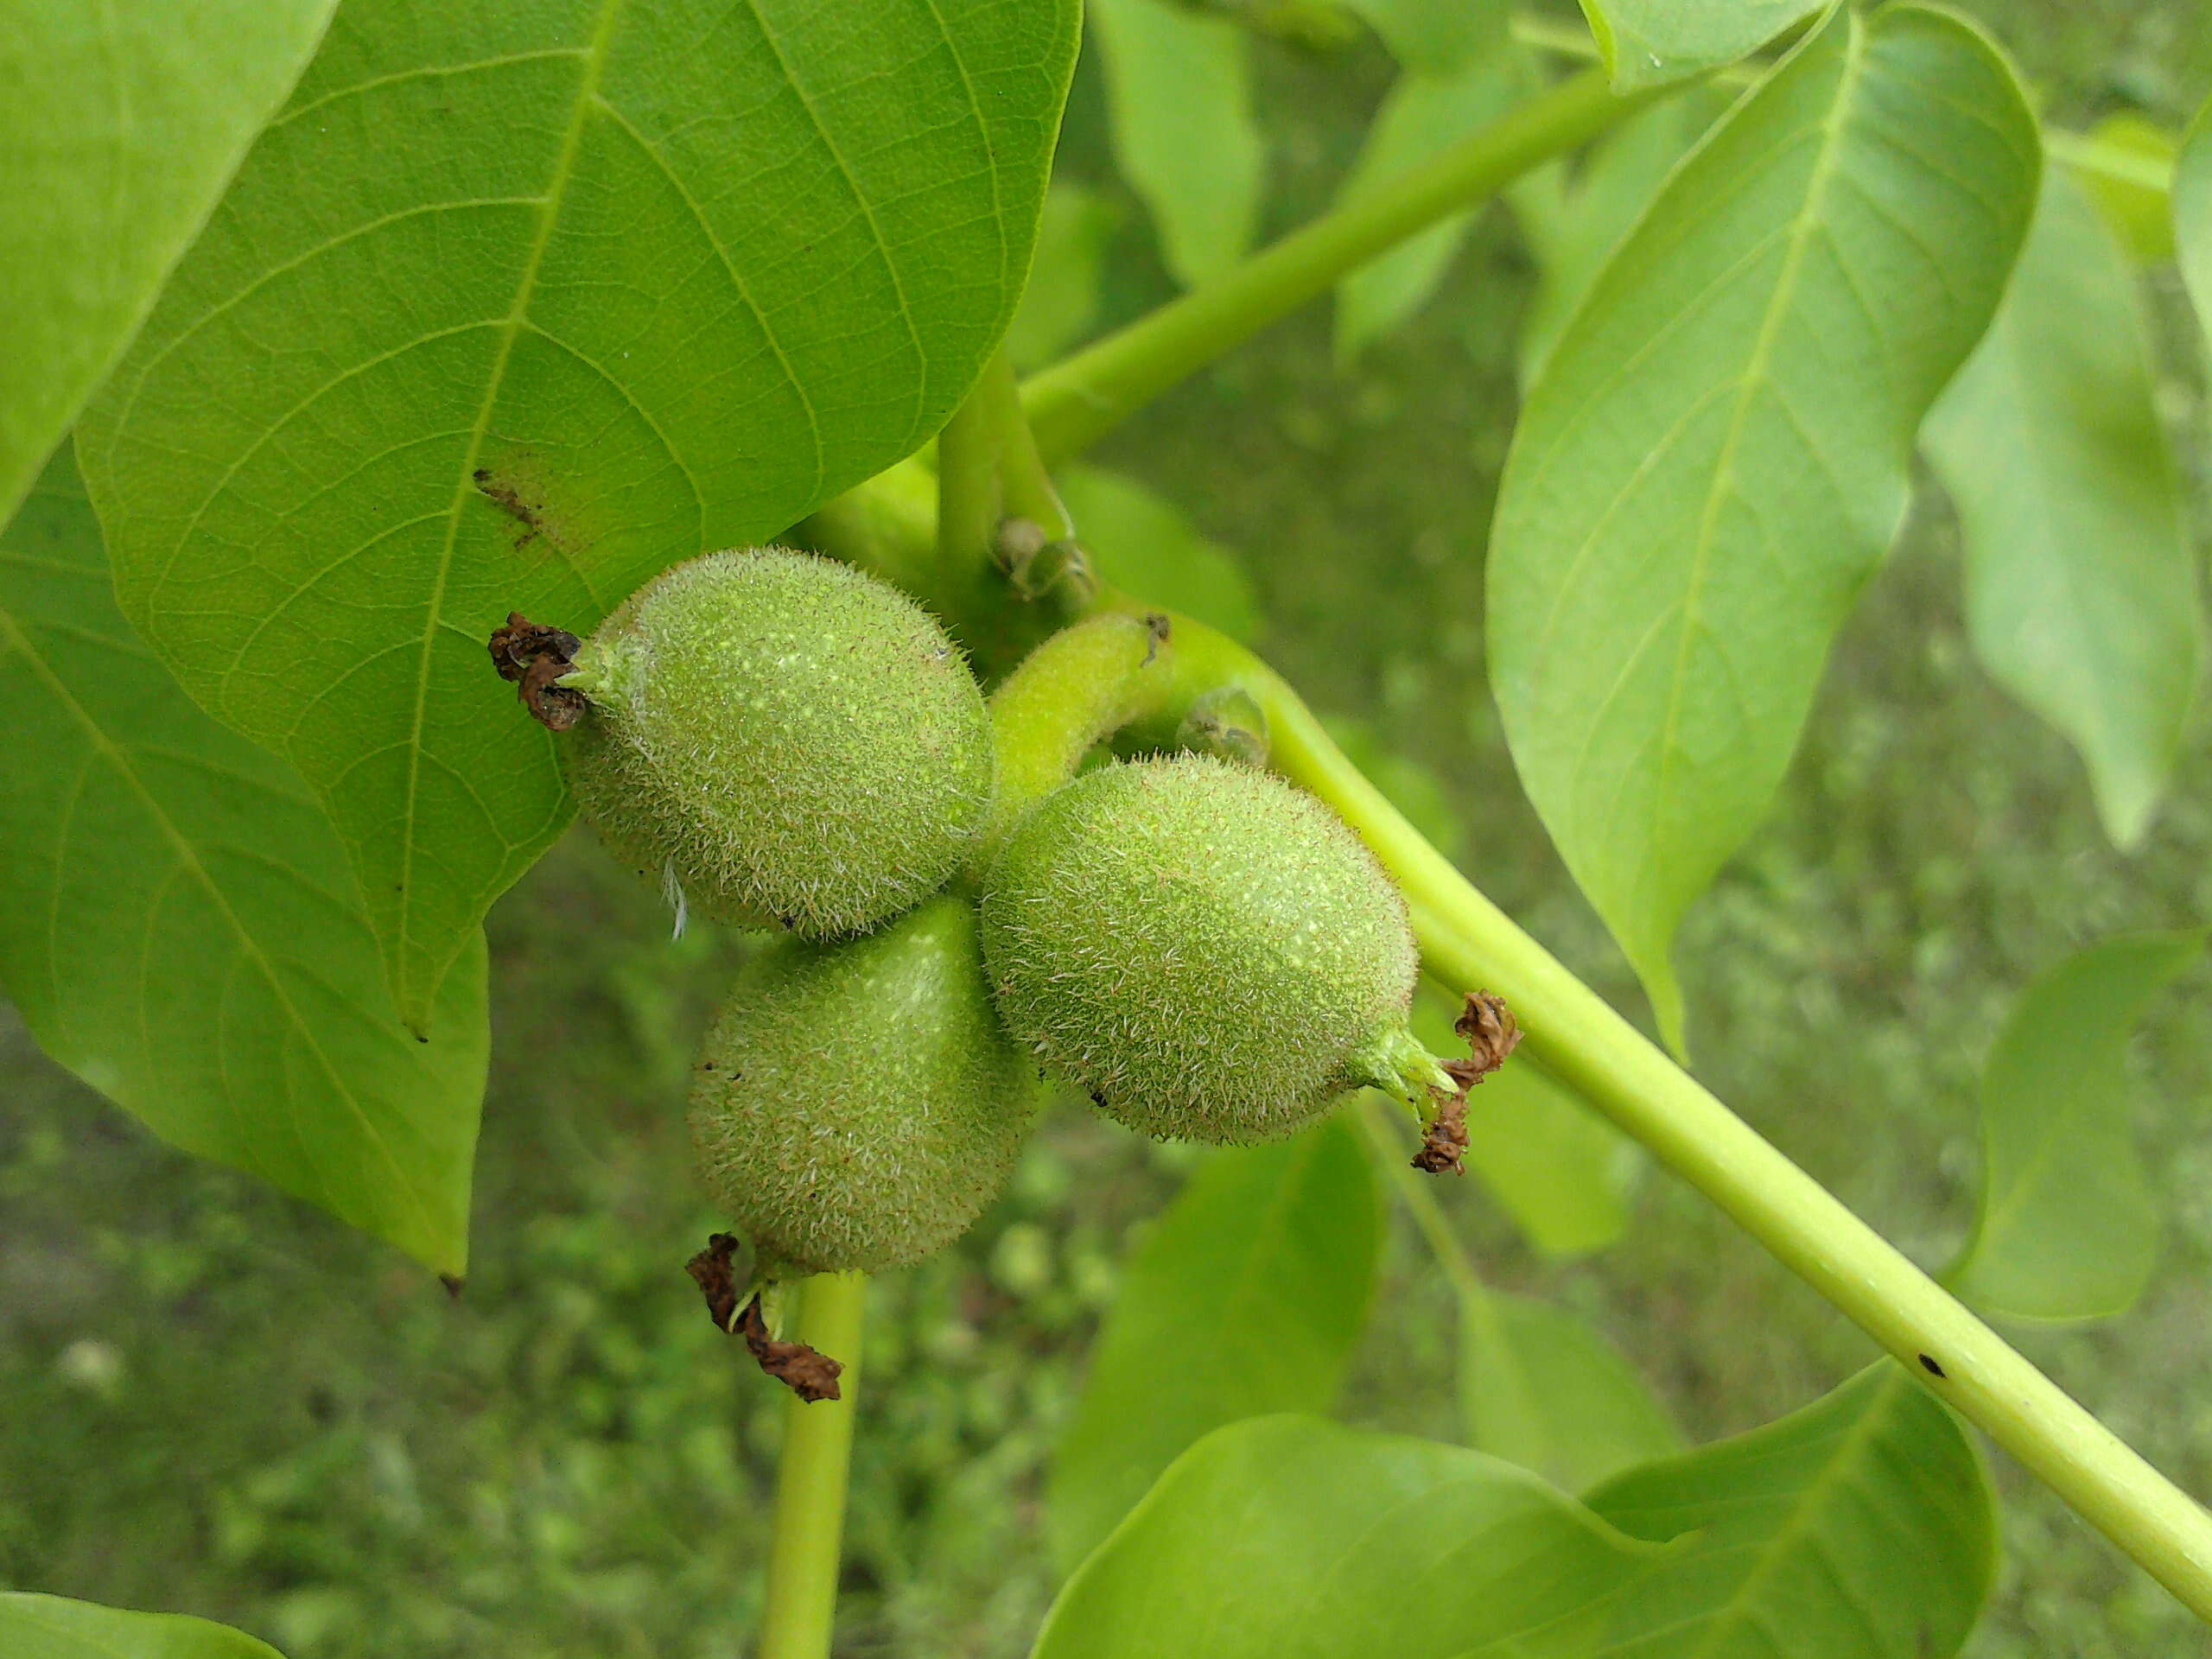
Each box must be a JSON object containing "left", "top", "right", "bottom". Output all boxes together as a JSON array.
[{"left": 1643, "top": 958, "right": 1690, "bottom": 1065}]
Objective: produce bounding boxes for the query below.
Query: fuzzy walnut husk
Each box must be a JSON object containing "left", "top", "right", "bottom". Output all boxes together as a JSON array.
[
  {"left": 563, "top": 548, "right": 994, "bottom": 938},
  {"left": 981, "top": 753, "right": 1441, "bottom": 1143},
  {"left": 689, "top": 894, "right": 1041, "bottom": 1275}
]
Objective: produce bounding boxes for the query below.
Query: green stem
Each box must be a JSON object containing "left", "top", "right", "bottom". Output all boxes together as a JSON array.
[
  {"left": 758, "top": 1272, "right": 867, "bottom": 1659},
  {"left": 940, "top": 349, "right": 1075, "bottom": 569},
  {"left": 936, "top": 363, "right": 1003, "bottom": 580},
  {"left": 1126, "top": 607, "right": 2212, "bottom": 1622},
  {"left": 979, "top": 351, "right": 1074, "bottom": 540},
  {"left": 798, "top": 455, "right": 943, "bottom": 601},
  {"left": 973, "top": 610, "right": 1176, "bottom": 866},
  {"left": 1019, "top": 67, "right": 1656, "bottom": 461}
]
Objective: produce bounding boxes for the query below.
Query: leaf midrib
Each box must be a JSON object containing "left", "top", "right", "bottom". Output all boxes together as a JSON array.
[
  {"left": 1962, "top": 943, "right": 2192, "bottom": 1291},
  {"left": 1676, "top": 1371, "right": 1906, "bottom": 1658},
  {"left": 1633, "top": 12, "right": 1867, "bottom": 912},
  {"left": 393, "top": 0, "right": 629, "bottom": 1020}
]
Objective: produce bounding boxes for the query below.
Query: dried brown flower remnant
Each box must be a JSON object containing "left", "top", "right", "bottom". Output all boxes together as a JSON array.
[
  {"left": 486, "top": 612, "right": 586, "bottom": 730},
  {"left": 1412, "top": 1093, "right": 1469, "bottom": 1174},
  {"left": 684, "top": 1233, "right": 845, "bottom": 1402},
  {"left": 736, "top": 1296, "right": 844, "bottom": 1402},
  {"left": 1455, "top": 991, "right": 1522, "bottom": 1074},
  {"left": 686, "top": 1231, "right": 747, "bottom": 1332},
  {"left": 1411, "top": 992, "right": 1523, "bottom": 1175}
]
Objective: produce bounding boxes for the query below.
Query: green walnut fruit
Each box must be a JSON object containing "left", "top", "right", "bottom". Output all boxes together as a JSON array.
[
  {"left": 980, "top": 753, "right": 1452, "bottom": 1143},
  {"left": 561, "top": 548, "right": 993, "bottom": 937},
  {"left": 690, "top": 893, "right": 1040, "bottom": 1276}
]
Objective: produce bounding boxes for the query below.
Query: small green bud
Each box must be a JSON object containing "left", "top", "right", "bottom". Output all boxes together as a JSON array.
[
  {"left": 689, "top": 894, "right": 1041, "bottom": 1275},
  {"left": 563, "top": 548, "right": 994, "bottom": 937},
  {"left": 980, "top": 753, "right": 1451, "bottom": 1142}
]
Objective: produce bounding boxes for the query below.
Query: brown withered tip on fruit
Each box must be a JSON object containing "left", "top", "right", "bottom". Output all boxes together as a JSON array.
[
  {"left": 1455, "top": 991, "right": 1522, "bottom": 1074},
  {"left": 685, "top": 1233, "right": 844, "bottom": 1402},
  {"left": 1412, "top": 1093, "right": 1470, "bottom": 1174},
  {"left": 736, "top": 1297, "right": 844, "bottom": 1402},
  {"left": 486, "top": 612, "right": 586, "bottom": 731},
  {"left": 1411, "top": 992, "right": 1523, "bottom": 1175},
  {"left": 686, "top": 1232, "right": 747, "bottom": 1332}
]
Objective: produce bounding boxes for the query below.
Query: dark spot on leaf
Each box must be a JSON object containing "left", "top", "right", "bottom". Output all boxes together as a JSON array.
[
  {"left": 1919, "top": 1353, "right": 1946, "bottom": 1378},
  {"left": 472, "top": 464, "right": 571, "bottom": 558},
  {"left": 486, "top": 612, "right": 587, "bottom": 731}
]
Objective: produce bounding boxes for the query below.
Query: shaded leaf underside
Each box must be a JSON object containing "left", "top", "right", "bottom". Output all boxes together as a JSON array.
[{"left": 0, "top": 454, "right": 485, "bottom": 1274}]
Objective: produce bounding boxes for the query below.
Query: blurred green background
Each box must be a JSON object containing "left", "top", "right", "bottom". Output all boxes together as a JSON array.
[{"left": 6, "top": 3, "right": 2212, "bottom": 1655}]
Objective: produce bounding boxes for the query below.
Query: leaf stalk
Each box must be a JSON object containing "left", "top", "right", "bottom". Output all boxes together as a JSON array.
[
  {"left": 758, "top": 1272, "right": 867, "bottom": 1659},
  {"left": 1020, "top": 67, "right": 1657, "bottom": 461}
]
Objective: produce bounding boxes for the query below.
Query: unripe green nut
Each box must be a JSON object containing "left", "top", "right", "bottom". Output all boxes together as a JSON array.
[
  {"left": 689, "top": 893, "right": 1041, "bottom": 1276},
  {"left": 563, "top": 548, "right": 993, "bottom": 937},
  {"left": 980, "top": 753, "right": 1446, "bottom": 1143}
]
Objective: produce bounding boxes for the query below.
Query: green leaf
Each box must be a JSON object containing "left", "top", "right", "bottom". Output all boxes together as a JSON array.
[
  {"left": 1513, "top": 91, "right": 1728, "bottom": 388},
  {"left": 1007, "top": 185, "right": 1126, "bottom": 372},
  {"left": 2079, "top": 114, "right": 2178, "bottom": 264},
  {"left": 1923, "top": 170, "right": 2201, "bottom": 849},
  {"left": 0, "top": 1593, "right": 284, "bottom": 1659},
  {"left": 0, "top": 0, "right": 336, "bottom": 532},
  {"left": 1033, "top": 1415, "right": 1662, "bottom": 1659},
  {"left": 1056, "top": 464, "right": 1260, "bottom": 642},
  {"left": 1344, "top": 0, "right": 1502, "bottom": 73},
  {"left": 0, "top": 450, "right": 486, "bottom": 1276},
  {"left": 1576, "top": 0, "right": 1822, "bottom": 92},
  {"left": 1460, "top": 1289, "right": 1683, "bottom": 1492},
  {"left": 1091, "top": 0, "right": 1266, "bottom": 289},
  {"left": 1486, "top": 6, "right": 2038, "bottom": 1052},
  {"left": 1467, "top": 1065, "right": 1639, "bottom": 1255},
  {"left": 1949, "top": 931, "right": 2203, "bottom": 1323},
  {"left": 1413, "top": 990, "right": 1638, "bottom": 1255},
  {"left": 78, "top": 0, "right": 1079, "bottom": 1030},
  {"left": 1046, "top": 1116, "right": 1380, "bottom": 1573},
  {"left": 2177, "top": 93, "right": 2212, "bottom": 339},
  {"left": 1335, "top": 53, "right": 1523, "bottom": 363},
  {"left": 1537, "top": 1365, "right": 1997, "bottom": 1658}
]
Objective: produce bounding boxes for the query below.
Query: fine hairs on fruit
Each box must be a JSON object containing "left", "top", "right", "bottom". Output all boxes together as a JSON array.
[
  {"left": 980, "top": 753, "right": 1455, "bottom": 1143},
  {"left": 690, "top": 893, "right": 1042, "bottom": 1276},
  {"left": 559, "top": 548, "right": 994, "bottom": 938}
]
